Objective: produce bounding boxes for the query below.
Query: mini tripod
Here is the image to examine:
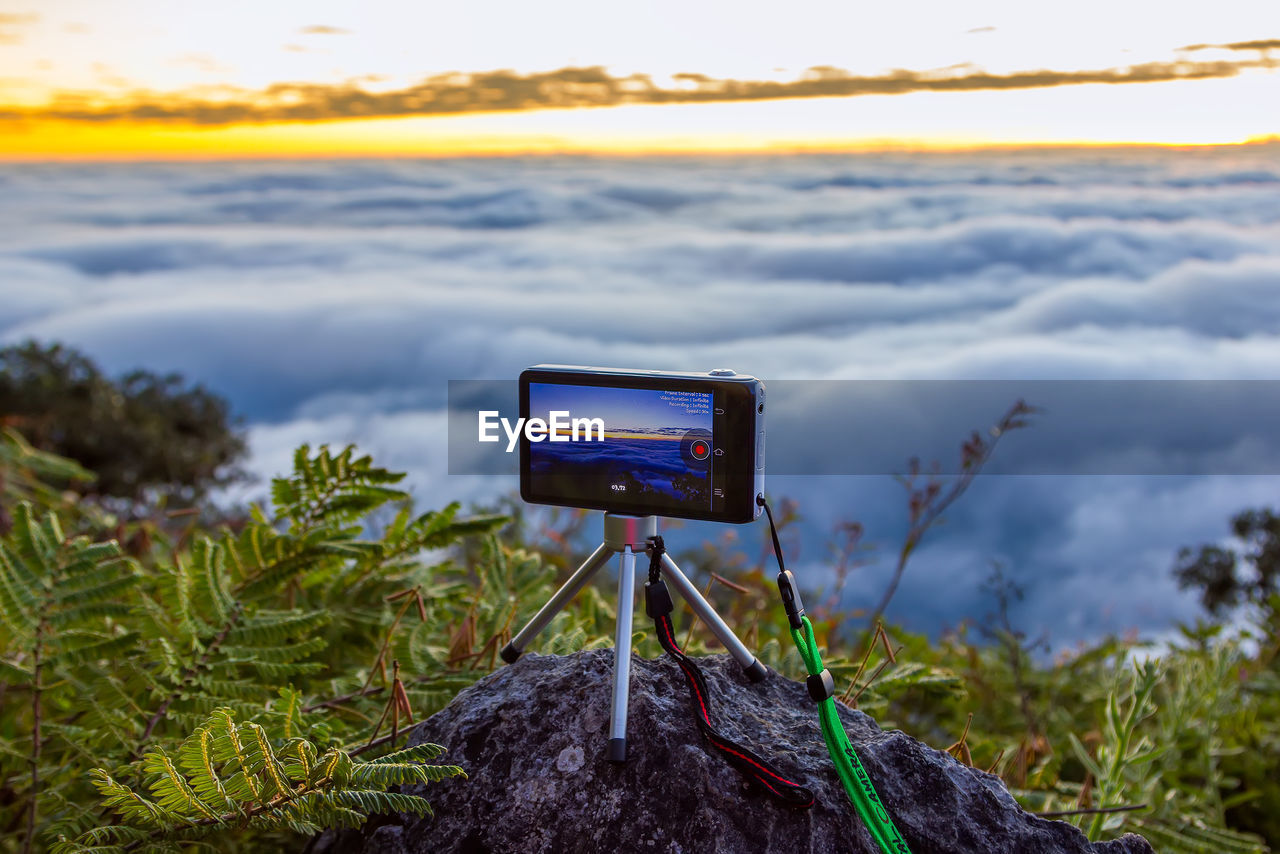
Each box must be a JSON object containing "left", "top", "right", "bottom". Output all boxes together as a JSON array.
[{"left": 500, "top": 513, "right": 768, "bottom": 762}]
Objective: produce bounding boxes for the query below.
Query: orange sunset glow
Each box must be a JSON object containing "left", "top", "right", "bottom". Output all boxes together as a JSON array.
[{"left": 0, "top": 1, "right": 1277, "bottom": 159}]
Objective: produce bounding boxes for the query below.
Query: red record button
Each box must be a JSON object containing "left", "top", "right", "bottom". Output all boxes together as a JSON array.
[{"left": 690, "top": 440, "right": 711, "bottom": 460}]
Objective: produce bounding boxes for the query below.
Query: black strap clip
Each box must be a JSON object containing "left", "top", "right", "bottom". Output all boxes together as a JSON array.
[
  {"left": 645, "top": 535, "right": 673, "bottom": 618},
  {"left": 806, "top": 669, "right": 836, "bottom": 702},
  {"left": 646, "top": 580, "right": 674, "bottom": 619},
  {"left": 776, "top": 569, "right": 807, "bottom": 631}
]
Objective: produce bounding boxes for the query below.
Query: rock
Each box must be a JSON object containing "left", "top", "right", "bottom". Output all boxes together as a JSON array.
[{"left": 312, "top": 649, "right": 1154, "bottom": 854}]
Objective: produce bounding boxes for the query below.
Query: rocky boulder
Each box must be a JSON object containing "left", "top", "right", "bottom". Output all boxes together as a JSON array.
[{"left": 313, "top": 649, "right": 1154, "bottom": 854}]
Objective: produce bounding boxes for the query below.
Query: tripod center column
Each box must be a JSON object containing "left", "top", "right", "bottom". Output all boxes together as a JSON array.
[{"left": 602, "top": 514, "right": 658, "bottom": 551}]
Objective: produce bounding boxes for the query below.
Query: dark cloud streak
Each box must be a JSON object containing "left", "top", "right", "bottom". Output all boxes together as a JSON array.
[
  {"left": 3, "top": 52, "right": 1276, "bottom": 126},
  {"left": 1179, "top": 38, "right": 1280, "bottom": 52}
]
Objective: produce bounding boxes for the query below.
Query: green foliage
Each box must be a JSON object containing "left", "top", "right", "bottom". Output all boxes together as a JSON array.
[
  {"left": 596, "top": 498, "right": 1277, "bottom": 851},
  {"left": 0, "top": 427, "right": 94, "bottom": 534},
  {"left": 0, "top": 440, "right": 521, "bottom": 853},
  {"left": 0, "top": 341, "right": 247, "bottom": 510},
  {"left": 3, "top": 402, "right": 1278, "bottom": 853},
  {"left": 48, "top": 709, "right": 462, "bottom": 853},
  {"left": 1066, "top": 660, "right": 1163, "bottom": 841},
  {"left": 1175, "top": 507, "right": 1280, "bottom": 616}
]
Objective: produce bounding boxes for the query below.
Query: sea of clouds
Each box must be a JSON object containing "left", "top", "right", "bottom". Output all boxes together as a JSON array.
[{"left": 2, "top": 147, "right": 1278, "bottom": 646}]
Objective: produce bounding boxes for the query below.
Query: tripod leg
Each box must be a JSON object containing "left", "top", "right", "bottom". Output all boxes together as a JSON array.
[
  {"left": 607, "top": 546, "right": 637, "bottom": 762},
  {"left": 659, "top": 553, "right": 768, "bottom": 683},
  {"left": 501, "top": 543, "right": 613, "bottom": 664}
]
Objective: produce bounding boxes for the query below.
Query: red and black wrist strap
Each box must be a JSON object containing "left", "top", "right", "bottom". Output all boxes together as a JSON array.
[{"left": 644, "top": 535, "right": 815, "bottom": 809}]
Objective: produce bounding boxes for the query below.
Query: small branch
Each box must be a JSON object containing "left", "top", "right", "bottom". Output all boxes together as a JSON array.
[
  {"left": 865, "top": 400, "right": 1034, "bottom": 630},
  {"left": 22, "top": 620, "right": 45, "bottom": 854},
  {"left": 349, "top": 729, "right": 408, "bottom": 758},
  {"left": 683, "top": 577, "right": 715, "bottom": 650},
  {"left": 1037, "top": 803, "right": 1147, "bottom": 819},
  {"left": 303, "top": 684, "right": 386, "bottom": 714},
  {"left": 123, "top": 776, "right": 330, "bottom": 852},
  {"left": 304, "top": 661, "right": 472, "bottom": 717},
  {"left": 946, "top": 712, "right": 975, "bottom": 766}
]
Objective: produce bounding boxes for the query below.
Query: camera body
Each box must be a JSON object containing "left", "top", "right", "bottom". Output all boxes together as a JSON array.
[{"left": 519, "top": 365, "right": 765, "bottom": 523}]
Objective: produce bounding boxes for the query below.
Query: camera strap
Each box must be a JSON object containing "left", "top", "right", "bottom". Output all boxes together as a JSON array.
[
  {"left": 644, "top": 536, "right": 815, "bottom": 809},
  {"left": 760, "top": 499, "right": 914, "bottom": 854}
]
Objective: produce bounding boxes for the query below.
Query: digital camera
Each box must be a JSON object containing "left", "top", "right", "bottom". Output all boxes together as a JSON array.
[{"left": 518, "top": 365, "right": 765, "bottom": 523}]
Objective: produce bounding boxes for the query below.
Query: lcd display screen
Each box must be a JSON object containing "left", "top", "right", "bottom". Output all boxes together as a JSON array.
[{"left": 525, "top": 382, "right": 716, "bottom": 516}]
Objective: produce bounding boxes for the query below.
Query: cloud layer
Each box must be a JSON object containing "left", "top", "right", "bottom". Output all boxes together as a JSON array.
[{"left": 2, "top": 147, "right": 1278, "bottom": 644}]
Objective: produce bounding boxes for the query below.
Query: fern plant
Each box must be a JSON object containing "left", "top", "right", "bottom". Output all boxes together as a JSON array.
[
  {"left": 0, "top": 426, "right": 94, "bottom": 533},
  {"left": 0, "top": 503, "right": 141, "bottom": 852},
  {"left": 0, "top": 442, "right": 510, "bottom": 852},
  {"left": 52, "top": 708, "right": 462, "bottom": 853}
]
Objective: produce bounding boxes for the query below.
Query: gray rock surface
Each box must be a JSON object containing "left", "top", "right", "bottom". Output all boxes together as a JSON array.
[{"left": 313, "top": 649, "right": 1154, "bottom": 854}]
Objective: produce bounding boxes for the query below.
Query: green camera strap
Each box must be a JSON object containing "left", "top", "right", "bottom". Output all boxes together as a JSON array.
[{"left": 761, "top": 499, "right": 914, "bottom": 854}]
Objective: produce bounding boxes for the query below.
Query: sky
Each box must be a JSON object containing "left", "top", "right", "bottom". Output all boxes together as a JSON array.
[
  {"left": 1, "top": 2, "right": 1278, "bottom": 647},
  {"left": 2, "top": 149, "right": 1278, "bottom": 646},
  {"left": 0, "top": 1, "right": 1277, "bottom": 156}
]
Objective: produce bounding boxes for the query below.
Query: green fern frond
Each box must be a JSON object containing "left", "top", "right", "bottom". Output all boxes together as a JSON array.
[
  {"left": 349, "top": 760, "right": 465, "bottom": 788},
  {"left": 272, "top": 444, "right": 408, "bottom": 531},
  {"left": 77, "top": 708, "right": 455, "bottom": 850},
  {"left": 142, "top": 749, "right": 219, "bottom": 822},
  {"left": 175, "top": 722, "right": 237, "bottom": 814},
  {"left": 219, "top": 635, "right": 328, "bottom": 663},
  {"left": 53, "top": 633, "right": 140, "bottom": 668},
  {"left": 366, "top": 742, "right": 449, "bottom": 764},
  {"left": 328, "top": 788, "right": 437, "bottom": 818},
  {"left": 309, "top": 747, "right": 353, "bottom": 787},
  {"left": 223, "top": 609, "right": 330, "bottom": 645},
  {"left": 89, "top": 770, "right": 172, "bottom": 828}
]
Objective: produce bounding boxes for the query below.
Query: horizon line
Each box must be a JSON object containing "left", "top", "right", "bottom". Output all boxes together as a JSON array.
[{"left": 1, "top": 136, "right": 1276, "bottom": 164}]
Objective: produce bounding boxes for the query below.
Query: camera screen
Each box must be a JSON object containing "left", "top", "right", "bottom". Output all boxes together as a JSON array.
[{"left": 526, "top": 382, "right": 715, "bottom": 515}]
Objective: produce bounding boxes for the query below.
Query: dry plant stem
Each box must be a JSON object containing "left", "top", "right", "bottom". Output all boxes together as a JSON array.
[
  {"left": 446, "top": 602, "right": 517, "bottom": 670},
  {"left": 844, "top": 639, "right": 904, "bottom": 707},
  {"left": 842, "top": 624, "right": 887, "bottom": 703},
  {"left": 168, "top": 507, "right": 202, "bottom": 554},
  {"left": 348, "top": 729, "right": 406, "bottom": 758},
  {"left": 851, "top": 655, "right": 899, "bottom": 707},
  {"left": 360, "top": 589, "right": 421, "bottom": 694},
  {"left": 367, "top": 660, "right": 414, "bottom": 748},
  {"left": 683, "top": 578, "right": 716, "bottom": 650},
  {"left": 304, "top": 661, "right": 477, "bottom": 717},
  {"left": 323, "top": 703, "right": 375, "bottom": 725},
  {"left": 23, "top": 618, "right": 45, "bottom": 854},
  {"left": 1038, "top": 804, "right": 1147, "bottom": 819},
  {"left": 1077, "top": 772, "right": 1094, "bottom": 812},
  {"left": 947, "top": 712, "right": 975, "bottom": 765},
  {"left": 865, "top": 400, "right": 1032, "bottom": 631},
  {"left": 304, "top": 684, "right": 385, "bottom": 714},
  {"left": 709, "top": 572, "right": 751, "bottom": 594}
]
